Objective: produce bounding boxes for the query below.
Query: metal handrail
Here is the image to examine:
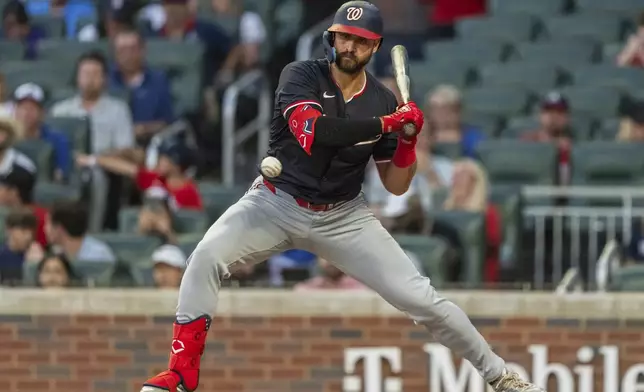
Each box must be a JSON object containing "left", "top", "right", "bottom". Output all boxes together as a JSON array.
[
  {"left": 522, "top": 186, "right": 644, "bottom": 197},
  {"left": 296, "top": 15, "right": 335, "bottom": 61},
  {"left": 222, "top": 69, "right": 272, "bottom": 187}
]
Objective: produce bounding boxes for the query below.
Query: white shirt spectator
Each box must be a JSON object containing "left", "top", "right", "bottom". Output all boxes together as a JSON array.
[
  {"left": 239, "top": 11, "right": 266, "bottom": 44},
  {"left": 76, "top": 236, "right": 117, "bottom": 263}
]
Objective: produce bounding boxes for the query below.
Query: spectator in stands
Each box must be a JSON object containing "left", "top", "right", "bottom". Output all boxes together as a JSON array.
[
  {"left": 418, "top": 0, "right": 486, "bottom": 40},
  {"left": 617, "top": 11, "right": 644, "bottom": 68},
  {"left": 36, "top": 253, "right": 76, "bottom": 289},
  {"left": 13, "top": 83, "right": 71, "bottom": 182},
  {"left": 521, "top": 91, "right": 572, "bottom": 184},
  {"left": 1, "top": 0, "right": 46, "bottom": 59},
  {"left": 75, "top": 138, "right": 203, "bottom": 210},
  {"left": 22, "top": 0, "right": 95, "bottom": 40},
  {"left": 416, "top": 127, "right": 454, "bottom": 191},
  {"left": 617, "top": 100, "right": 644, "bottom": 142},
  {"left": 51, "top": 51, "right": 135, "bottom": 154},
  {"left": 138, "top": 186, "right": 177, "bottom": 244},
  {"left": 0, "top": 209, "right": 41, "bottom": 285},
  {"left": 268, "top": 249, "right": 317, "bottom": 287},
  {"left": 294, "top": 257, "right": 366, "bottom": 291},
  {"left": 443, "top": 159, "right": 500, "bottom": 282},
  {"left": 155, "top": 0, "right": 233, "bottom": 85},
  {"left": 78, "top": 0, "right": 143, "bottom": 42},
  {"left": 109, "top": 29, "right": 175, "bottom": 147},
  {"left": 425, "top": 85, "right": 484, "bottom": 159},
  {"left": 46, "top": 200, "right": 116, "bottom": 263},
  {"left": 0, "top": 73, "right": 14, "bottom": 117},
  {"left": 151, "top": 244, "right": 186, "bottom": 288}
]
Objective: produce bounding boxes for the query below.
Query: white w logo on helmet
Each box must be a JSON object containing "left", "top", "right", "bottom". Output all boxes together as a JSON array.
[{"left": 346, "top": 6, "right": 363, "bottom": 21}]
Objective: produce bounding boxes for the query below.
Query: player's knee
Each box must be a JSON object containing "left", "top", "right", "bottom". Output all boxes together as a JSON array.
[{"left": 383, "top": 276, "right": 444, "bottom": 320}]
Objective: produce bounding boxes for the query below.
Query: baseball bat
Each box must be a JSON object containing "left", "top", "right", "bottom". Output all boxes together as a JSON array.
[{"left": 390, "top": 45, "right": 417, "bottom": 138}]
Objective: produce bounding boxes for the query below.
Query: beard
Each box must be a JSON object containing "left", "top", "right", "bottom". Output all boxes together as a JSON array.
[{"left": 335, "top": 51, "right": 371, "bottom": 74}]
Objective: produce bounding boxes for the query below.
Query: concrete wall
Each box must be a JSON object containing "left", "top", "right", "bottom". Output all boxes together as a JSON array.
[{"left": 1, "top": 289, "right": 644, "bottom": 392}]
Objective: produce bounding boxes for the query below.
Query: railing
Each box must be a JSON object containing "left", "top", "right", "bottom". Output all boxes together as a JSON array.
[
  {"left": 221, "top": 70, "right": 272, "bottom": 187},
  {"left": 522, "top": 186, "right": 644, "bottom": 291}
]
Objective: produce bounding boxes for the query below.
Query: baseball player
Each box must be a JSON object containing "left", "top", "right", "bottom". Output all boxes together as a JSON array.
[{"left": 141, "top": 2, "right": 545, "bottom": 392}]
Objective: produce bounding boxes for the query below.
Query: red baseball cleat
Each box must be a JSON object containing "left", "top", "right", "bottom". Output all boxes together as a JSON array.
[{"left": 141, "top": 316, "right": 211, "bottom": 392}]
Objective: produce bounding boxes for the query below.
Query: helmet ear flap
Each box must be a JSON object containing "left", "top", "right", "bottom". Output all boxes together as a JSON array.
[{"left": 323, "top": 31, "right": 336, "bottom": 63}]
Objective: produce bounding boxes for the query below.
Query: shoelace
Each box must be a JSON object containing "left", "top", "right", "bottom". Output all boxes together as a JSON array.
[{"left": 494, "top": 372, "right": 536, "bottom": 391}]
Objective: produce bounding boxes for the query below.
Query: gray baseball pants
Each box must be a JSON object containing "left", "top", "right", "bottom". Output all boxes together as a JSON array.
[{"left": 177, "top": 177, "right": 505, "bottom": 382}]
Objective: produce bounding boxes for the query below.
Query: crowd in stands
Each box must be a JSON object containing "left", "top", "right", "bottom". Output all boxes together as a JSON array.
[{"left": 0, "top": 0, "right": 642, "bottom": 292}]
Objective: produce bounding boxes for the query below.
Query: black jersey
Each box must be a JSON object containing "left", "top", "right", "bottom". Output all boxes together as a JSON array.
[{"left": 265, "top": 59, "right": 398, "bottom": 204}]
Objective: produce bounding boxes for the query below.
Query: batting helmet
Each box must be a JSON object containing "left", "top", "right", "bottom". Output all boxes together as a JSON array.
[{"left": 323, "top": 1, "right": 383, "bottom": 63}]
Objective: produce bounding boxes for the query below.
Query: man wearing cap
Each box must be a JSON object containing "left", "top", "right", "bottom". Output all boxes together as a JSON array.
[
  {"left": 140, "top": 2, "right": 542, "bottom": 392},
  {"left": 150, "top": 244, "right": 187, "bottom": 288},
  {"left": 13, "top": 83, "right": 72, "bottom": 182}
]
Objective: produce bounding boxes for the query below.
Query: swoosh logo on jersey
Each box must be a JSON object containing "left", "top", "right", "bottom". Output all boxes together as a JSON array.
[
  {"left": 323, "top": 91, "right": 336, "bottom": 98},
  {"left": 354, "top": 134, "right": 382, "bottom": 146}
]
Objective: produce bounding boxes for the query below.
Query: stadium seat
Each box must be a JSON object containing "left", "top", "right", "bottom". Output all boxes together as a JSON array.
[
  {"left": 423, "top": 40, "right": 509, "bottom": 67},
  {"left": 22, "top": 262, "right": 39, "bottom": 287},
  {"left": 408, "top": 62, "right": 471, "bottom": 100},
  {"left": 456, "top": 15, "right": 536, "bottom": 43},
  {"left": 14, "top": 140, "right": 53, "bottom": 180},
  {"left": 1, "top": 62, "right": 74, "bottom": 94},
  {"left": 118, "top": 207, "right": 140, "bottom": 233},
  {"left": 595, "top": 118, "right": 622, "bottom": 140},
  {"left": 128, "top": 262, "right": 156, "bottom": 287},
  {"left": 92, "top": 233, "right": 162, "bottom": 264},
  {"left": 31, "top": 15, "right": 65, "bottom": 37},
  {"left": 477, "top": 63, "right": 560, "bottom": 93},
  {"left": 45, "top": 116, "right": 91, "bottom": 153},
  {"left": 561, "top": 86, "right": 622, "bottom": 119},
  {"left": 511, "top": 40, "right": 598, "bottom": 69},
  {"left": 173, "top": 209, "right": 209, "bottom": 234},
  {"left": 177, "top": 233, "right": 202, "bottom": 257},
  {"left": 73, "top": 260, "right": 116, "bottom": 287},
  {"left": 476, "top": 140, "right": 559, "bottom": 185},
  {"left": 609, "top": 264, "right": 644, "bottom": 291},
  {"left": 461, "top": 111, "right": 503, "bottom": 137},
  {"left": 571, "top": 142, "right": 644, "bottom": 186},
  {"left": 145, "top": 40, "right": 204, "bottom": 78},
  {"left": 572, "top": 65, "right": 644, "bottom": 92},
  {"left": 33, "top": 181, "right": 82, "bottom": 206},
  {"left": 171, "top": 72, "right": 202, "bottom": 115},
  {"left": 491, "top": 0, "right": 566, "bottom": 16},
  {"left": 602, "top": 42, "right": 623, "bottom": 63},
  {"left": 198, "top": 183, "right": 246, "bottom": 222},
  {"left": 430, "top": 210, "right": 486, "bottom": 286},
  {"left": 36, "top": 40, "right": 110, "bottom": 62},
  {"left": 0, "top": 41, "right": 25, "bottom": 61},
  {"left": 393, "top": 235, "right": 449, "bottom": 287},
  {"left": 541, "top": 14, "right": 622, "bottom": 44},
  {"left": 576, "top": 0, "right": 643, "bottom": 16},
  {"left": 501, "top": 116, "right": 539, "bottom": 139},
  {"left": 462, "top": 87, "right": 530, "bottom": 117},
  {"left": 432, "top": 142, "right": 463, "bottom": 160}
]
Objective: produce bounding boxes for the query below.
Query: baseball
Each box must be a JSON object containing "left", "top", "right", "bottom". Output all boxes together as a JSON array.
[{"left": 261, "top": 156, "right": 282, "bottom": 178}]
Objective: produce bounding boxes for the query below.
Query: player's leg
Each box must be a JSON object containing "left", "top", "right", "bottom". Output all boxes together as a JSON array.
[
  {"left": 311, "top": 198, "right": 544, "bottom": 392},
  {"left": 142, "top": 181, "right": 299, "bottom": 392}
]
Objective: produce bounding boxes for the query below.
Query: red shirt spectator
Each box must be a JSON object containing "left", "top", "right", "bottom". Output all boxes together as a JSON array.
[
  {"left": 31, "top": 205, "right": 48, "bottom": 247},
  {"left": 484, "top": 204, "right": 501, "bottom": 283},
  {"left": 419, "top": 0, "right": 486, "bottom": 25},
  {"left": 136, "top": 168, "right": 202, "bottom": 210}
]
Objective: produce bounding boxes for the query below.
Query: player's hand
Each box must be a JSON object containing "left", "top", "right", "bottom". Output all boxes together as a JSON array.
[{"left": 380, "top": 102, "right": 424, "bottom": 135}]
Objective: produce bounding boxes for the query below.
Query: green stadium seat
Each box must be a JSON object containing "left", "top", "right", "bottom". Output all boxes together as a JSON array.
[
  {"left": 432, "top": 188, "right": 449, "bottom": 209},
  {"left": 145, "top": 40, "right": 204, "bottom": 78},
  {"left": 602, "top": 42, "right": 623, "bottom": 63},
  {"left": 1, "top": 63, "right": 74, "bottom": 94},
  {"left": 36, "top": 40, "right": 109, "bottom": 62},
  {"left": 456, "top": 15, "right": 536, "bottom": 43},
  {"left": 177, "top": 233, "right": 203, "bottom": 257},
  {"left": 33, "top": 181, "right": 81, "bottom": 206},
  {"left": 0, "top": 41, "right": 25, "bottom": 61},
  {"left": 423, "top": 40, "right": 509, "bottom": 67},
  {"left": 173, "top": 209, "right": 209, "bottom": 234},
  {"left": 0, "top": 207, "right": 12, "bottom": 243},
  {"left": 511, "top": 40, "right": 598, "bottom": 68},
  {"left": 430, "top": 211, "right": 486, "bottom": 286},
  {"left": 22, "top": 262, "right": 39, "bottom": 287},
  {"left": 198, "top": 183, "right": 246, "bottom": 222},
  {"left": 14, "top": 140, "right": 53, "bottom": 180},
  {"left": 171, "top": 72, "right": 202, "bottom": 115},
  {"left": 571, "top": 142, "right": 644, "bottom": 186},
  {"left": 31, "top": 15, "right": 64, "bottom": 37},
  {"left": 595, "top": 118, "right": 621, "bottom": 140},
  {"left": 462, "top": 87, "right": 530, "bottom": 117},
  {"left": 393, "top": 235, "right": 449, "bottom": 287},
  {"left": 92, "top": 233, "right": 162, "bottom": 264},
  {"left": 476, "top": 140, "right": 559, "bottom": 185},
  {"left": 431, "top": 142, "right": 462, "bottom": 160},
  {"left": 478, "top": 63, "right": 560, "bottom": 93},
  {"left": 573, "top": 65, "right": 644, "bottom": 91},
  {"left": 408, "top": 62, "right": 471, "bottom": 101},
  {"left": 576, "top": 0, "right": 643, "bottom": 16},
  {"left": 541, "top": 14, "right": 622, "bottom": 43},
  {"left": 45, "top": 116, "right": 90, "bottom": 153},
  {"left": 561, "top": 86, "right": 622, "bottom": 119},
  {"left": 501, "top": 116, "right": 539, "bottom": 139},
  {"left": 461, "top": 111, "right": 502, "bottom": 137},
  {"left": 128, "top": 262, "right": 156, "bottom": 287},
  {"left": 609, "top": 264, "right": 644, "bottom": 291},
  {"left": 118, "top": 207, "right": 139, "bottom": 233},
  {"left": 73, "top": 260, "right": 116, "bottom": 287},
  {"left": 490, "top": 0, "right": 566, "bottom": 16}
]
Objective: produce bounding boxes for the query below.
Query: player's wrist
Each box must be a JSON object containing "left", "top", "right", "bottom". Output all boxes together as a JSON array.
[{"left": 391, "top": 136, "right": 417, "bottom": 168}]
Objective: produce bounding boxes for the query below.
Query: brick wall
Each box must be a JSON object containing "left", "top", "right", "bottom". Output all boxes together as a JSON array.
[{"left": 2, "top": 313, "right": 644, "bottom": 392}]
